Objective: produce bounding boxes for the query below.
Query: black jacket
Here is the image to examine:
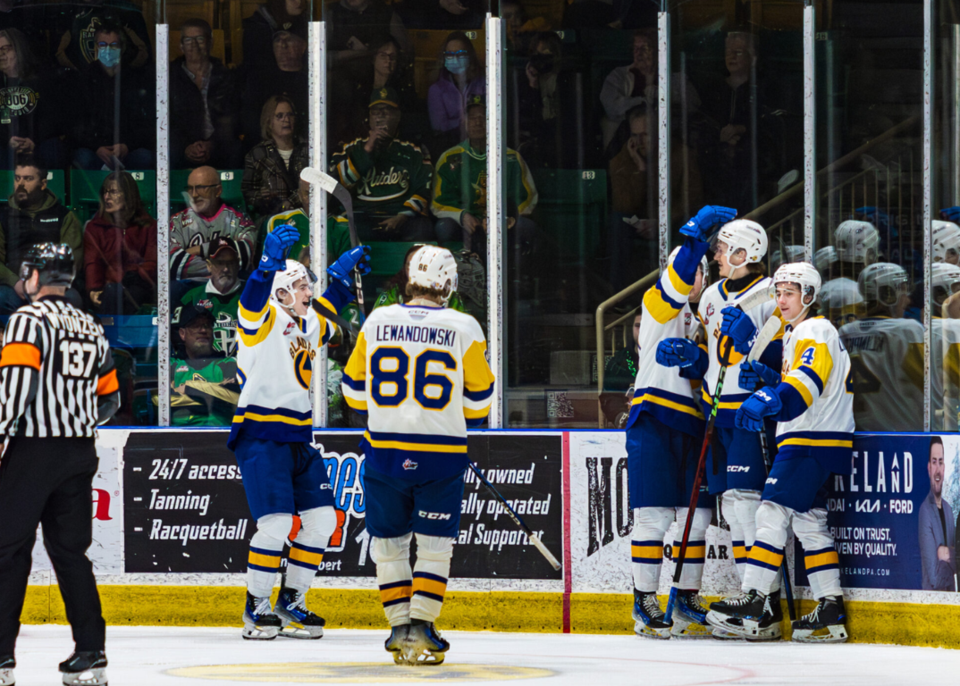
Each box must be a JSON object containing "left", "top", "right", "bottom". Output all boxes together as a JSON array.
[
  {"left": 169, "top": 57, "right": 240, "bottom": 164},
  {"left": 71, "top": 61, "right": 155, "bottom": 152}
]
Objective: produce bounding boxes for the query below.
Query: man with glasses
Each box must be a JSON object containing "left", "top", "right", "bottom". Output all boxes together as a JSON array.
[
  {"left": 170, "top": 18, "right": 241, "bottom": 169},
  {"left": 169, "top": 166, "right": 256, "bottom": 289},
  {"left": 241, "top": 26, "right": 308, "bottom": 152},
  {"left": 179, "top": 237, "right": 244, "bottom": 358},
  {"left": 53, "top": 1, "right": 152, "bottom": 71}
]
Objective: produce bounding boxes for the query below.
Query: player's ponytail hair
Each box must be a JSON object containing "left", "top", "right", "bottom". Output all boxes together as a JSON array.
[{"left": 405, "top": 282, "right": 449, "bottom": 303}]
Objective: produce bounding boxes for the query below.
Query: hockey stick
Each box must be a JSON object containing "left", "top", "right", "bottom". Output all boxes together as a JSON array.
[
  {"left": 745, "top": 316, "right": 797, "bottom": 622},
  {"left": 664, "top": 287, "right": 774, "bottom": 623},
  {"left": 467, "top": 461, "right": 561, "bottom": 571},
  {"left": 299, "top": 167, "right": 365, "bottom": 317}
]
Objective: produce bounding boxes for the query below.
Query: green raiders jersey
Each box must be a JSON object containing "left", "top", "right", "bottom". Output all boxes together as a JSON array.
[
  {"left": 431, "top": 141, "right": 538, "bottom": 221},
  {"left": 179, "top": 282, "right": 243, "bottom": 356},
  {"left": 331, "top": 138, "right": 432, "bottom": 218},
  {"left": 169, "top": 355, "right": 240, "bottom": 427}
]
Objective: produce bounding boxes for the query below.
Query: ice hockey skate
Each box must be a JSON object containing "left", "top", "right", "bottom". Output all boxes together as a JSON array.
[
  {"left": 402, "top": 620, "right": 450, "bottom": 665},
  {"left": 241, "top": 592, "right": 282, "bottom": 640},
  {"left": 632, "top": 590, "right": 672, "bottom": 639},
  {"left": 670, "top": 591, "right": 713, "bottom": 639},
  {"left": 706, "top": 589, "right": 782, "bottom": 641},
  {"left": 0, "top": 655, "right": 14, "bottom": 686},
  {"left": 59, "top": 651, "right": 107, "bottom": 686},
  {"left": 792, "top": 596, "right": 848, "bottom": 643},
  {"left": 273, "top": 587, "right": 325, "bottom": 639},
  {"left": 384, "top": 624, "right": 410, "bottom": 664}
]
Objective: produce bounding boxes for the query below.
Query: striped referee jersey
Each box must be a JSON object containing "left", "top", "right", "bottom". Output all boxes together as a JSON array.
[{"left": 0, "top": 296, "right": 120, "bottom": 438}]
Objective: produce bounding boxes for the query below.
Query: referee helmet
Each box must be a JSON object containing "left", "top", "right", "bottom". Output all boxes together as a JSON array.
[{"left": 19, "top": 242, "right": 76, "bottom": 287}]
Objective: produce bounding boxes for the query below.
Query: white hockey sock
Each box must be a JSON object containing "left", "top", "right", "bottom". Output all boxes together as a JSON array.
[
  {"left": 794, "top": 508, "right": 842, "bottom": 599},
  {"left": 742, "top": 501, "right": 790, "bottom": 595},
  {"left": 673, "top": 507, "right": 711, "bottom": 590},
  {"left": 285, "top": 506, "right": 337, "bottom": 593},
  {"left": 246, "top": 513, "right": 294, "bottom": 598},
  {"left": 721, "top": 493, "right": 748, "bottom": 580},
  {"left": 631, "top": 507, "right": 673, "bottom": 593},
  {"left": 372, "top": 534, "right": 413, "bottom": 627},
  {"left": 411, "top": 534, "right": 453, "bottom": 623}
]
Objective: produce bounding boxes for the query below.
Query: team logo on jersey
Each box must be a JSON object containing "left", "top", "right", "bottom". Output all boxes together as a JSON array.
[
  {"left": 197, "top": 299, "right": 212, "bottom": 310},
  {"left": 684, "top": 312, "right": 692, "bottom": 326},
  {"left": 706, "top": 303, "right": 715, "bottom": 318},
  {"left": 402, "top": 458, "right": 418, "bottom": 471},
  {"left": 289, "top": 336, "right": 315, "bottom": 389},
  {"left": 284, "top": 321, "right": 297, "bottom": 335}
]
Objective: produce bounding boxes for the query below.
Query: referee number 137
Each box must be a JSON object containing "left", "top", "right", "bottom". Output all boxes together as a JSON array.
[{"left": 58, "top": 340, "right": 97, "bottom": 378}]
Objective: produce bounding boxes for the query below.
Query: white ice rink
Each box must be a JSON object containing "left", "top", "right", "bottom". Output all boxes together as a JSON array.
[{"left": 9, "top": 625, "right": 958, "bottom": 685}]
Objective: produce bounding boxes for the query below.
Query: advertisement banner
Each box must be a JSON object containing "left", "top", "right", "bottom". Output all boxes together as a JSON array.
[
  {"left": 796, "top": 433, "right": 959, "bottom": 592},
  {"left": 124, "top": 431, "right": 562, "bottom": 580}
]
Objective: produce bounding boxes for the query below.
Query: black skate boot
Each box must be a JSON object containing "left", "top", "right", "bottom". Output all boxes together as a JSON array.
[
  {"left": 631, "top": 589, "right": 672, "bottom": 639},
  {"left": 59, "top": 651, "right": 107, "bottom": 686},
  {"left": 791, "top": 596, "right": 848, "bottom": 643},
  {"left": 385, "top": 624, "right": 411, "bottom": 664},
  {"left": 242, "top": 591, "right": 282, "bottom": 640},
  {"left": 0, "top": 655, "right": 14, "bottom": 686},
  {"left": 403, "top": 619, "right": 450, "bottom": 665},
  {"left": 747, "top": 589, "right": 784, "bottom": 642},
  {"left": 274, "top": 587, "right": 325, "bottom": 639},
  {"left": 671, "top": 590, "right": 713, "bottom": 639}
]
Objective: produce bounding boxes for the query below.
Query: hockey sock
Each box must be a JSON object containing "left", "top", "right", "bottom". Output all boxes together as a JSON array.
[
  {"left": 794, "top": 508, "right": 841, "bottom": 598},
  {"left": 410, "top": 534, "right": 454, "bottom": 623},
  {"left": 631, "top": 508, "right": 674, "bottom": 592},
  {"left": 246, "top": 513, "right": 293, "bottom": 598},
  {"left": 372, "top": 533, "right": 413, "bottom": 626},
  {"left": 721, "top": 493, "right": 748, "bottom": 579},
  {"left": 723, "top": 490, "right": 761, "bottom": 581},
  {"left": 285, "top": 506, "right": 337, "bottom": 593},
  {"left": 673, "top": 507, "right": 711, "bottom": 590},
  {"left": 743, "top": 501, "right": 790, "bottom": 594}
]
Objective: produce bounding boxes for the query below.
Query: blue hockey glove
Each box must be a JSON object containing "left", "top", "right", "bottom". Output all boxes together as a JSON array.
[
  {"left": 941, "top": 207, "right": 960, "bottom": 223},
  {"left": 739, "top": 360, "right": 780, "bottom": 390},
  {"left": 679, "top": 205, "right": 737, "bottom": 242},
  {"left": 720, "top": 306, "right": 757, "bottom": 355},
  {"left": 261, "top": 224, "right": 299, "bottom": 272},
  {"left": 735, "top": 387, "right": 782, "bottom": 432},
  {"left": 656, "top": 338, "right": 700, "bottom": 368},
  {"left": 327, "top": 245, "right": 372, "bottom": 290}
]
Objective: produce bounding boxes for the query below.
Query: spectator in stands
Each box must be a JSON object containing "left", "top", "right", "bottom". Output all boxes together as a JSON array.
[
  {"left": 329, "top": 87, "right": 434, "bottom": 256},
  {"left": 54, "top": 0, "right": 151, "bottom": 71},
  {"left": 83, "top": 171, "right": 157, "bottom": 315},
  {"left": 71, "top": 20, "right": 155, "bottom": 170},
  {"left": 241, "top": 25, "right": 308, "bottom": 152},
  {"left": 242, "top": 0, "right": 307, "bottom": 73},
  {"left": 398, "top": 0, "right": 483, "bottom": 31},
  {"left": 0, "top": 157, "right": 83, "bottom": 313},
  {"left": 170, "top": 18, "right": 241, "bottom": 170},
  {"left": 427, "top": 31, "right": 485, "bottom": 156},
  {"left": 179, "top": 237, "right": 243, "bottom": 358},
  {"left": 241, "top": 95, "right": 309, "bottom": 223},
  {"left": 433, "top": 95, "right": 538, "bottom": 254},
  {"left": 168, "top": 304, "right": 240, "bottom": 427},
  {"left": 264, "top": 177, "right": 312, "bottom": 266},
  {"left": 606, "top": 104, "right": 701, "bottom": 290},
  {"left": 169, "top": 165, "right": 256, "bottom": 286},
  {"left": 0, "top": 28, "right": 66, "bottom": 169},
  {"left": 600, "top": 313, "right": 640, "bottom": 428},
  {"left": 326, "top": 0, "right": 410, "bottom": 76},
  {"left": 501, "top": 0, "right": 550, "bottom": 53},
  {"left": 599, "top": 29, "right": 701, "bottom": 148}
]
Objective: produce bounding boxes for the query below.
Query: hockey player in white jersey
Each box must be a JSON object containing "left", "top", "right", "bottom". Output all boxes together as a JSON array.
[
  {"left": 819, "top": 220, "right": 880, "bottom": 326},
  {"left": 341, "top": 246, "right": 495, "bottom": 665},
  {"left": 838, "top": 262, "right": 923, "bottom": 432},
  {"left": 626, "top": 204, "right": 735, "bottom": 639},
  {"left": 227, "top": 224, "right": 371, "bottom": 640},
  {"left": 930, "top": 263, "right": 960, "bottom": 429},
  {"left": 706, "top": 262, "right": 852, "bottom": 643}
]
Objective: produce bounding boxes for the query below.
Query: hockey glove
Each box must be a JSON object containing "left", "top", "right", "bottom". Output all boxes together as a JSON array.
[
  {"left": 655, "top": 338, "right": 699, "bottom": 368},
  {"left": 739, "top": 360, "right": 780, "bottom": 390},
  {"left": 261, "top": 224, "right": 300, "bottom": 272},
  {"left": 942, "top": 206, "right": 960, "bottom": 223},
  {"left": 735, "top": 387, "right": 782, "bottom": 432},
  {"left": 719, "top": 306, "right": 757, "bottom": 355},
  {"left": 327, "top": 245, "right": 372, "bottom": 290},
  {"left": 679, "top": 205, "right": 737, "bottom": 242}
]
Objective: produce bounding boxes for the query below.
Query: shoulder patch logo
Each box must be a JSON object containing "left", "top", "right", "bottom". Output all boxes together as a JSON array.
[{"left": 402, "top": 458, "right": 418, "bottom": 471}]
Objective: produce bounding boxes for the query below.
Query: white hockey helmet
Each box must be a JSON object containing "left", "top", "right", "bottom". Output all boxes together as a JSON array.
[
  {"left": 814, "top": 245, "right": 838, "bottom": 273},
  {"left": 667, "top": 246, "right": 709, "bottom": 285},
  {"left": 771, "top": 245, "right": 805, "bottom": 271},
  {"left": 716, "top": 219, "right": 768, "bottom": 266},
  {"left": 835, "top": 220, "right": 880, "bottom": 264},
  {"left": 408, "top": 245, "right": 458, "bottom": 304},
  {"left": 858, "top": 262, "right": 910, "bottom": 307},
  {"left": 270, "top": 259, "right": 315, "bottom": 308},
  {"left": 772, "top": 261, "right": 822, "bottom": 318},
  {"left": 932, "top": 262, "right": 960, "bottom": 298},
  {"left": 932, "top": 220, "right": 960, "bottom": 263}
]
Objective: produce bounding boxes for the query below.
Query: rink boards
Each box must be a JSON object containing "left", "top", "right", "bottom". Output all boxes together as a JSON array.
[{"left": 21, "top": 428, "right": 960, "bottom": 649}]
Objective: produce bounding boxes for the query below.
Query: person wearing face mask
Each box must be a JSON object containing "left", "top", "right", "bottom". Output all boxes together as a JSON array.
[
  {"left": 53, "top": 1, "right": 152, "bottom": 72},
  {"left": 71, "top": 21, "right": 155, "bottom": 170},
  {"left": 427, "top": 32, "right": 484, "bottom": 157}
]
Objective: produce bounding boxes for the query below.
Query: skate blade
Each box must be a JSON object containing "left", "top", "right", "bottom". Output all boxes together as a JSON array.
[
  {"left": 401, "top": 647, "right": 446, "bottom": 665},
  {"left": 241, "top": 623, "right": 279, "bottom": 640},
  {"left": 278, "top": 622, "right": 324, "bottom": 640},
  {"left": 633, "top": 620, "right": 672, "bottom": 639},
  {"left": 791, "top": 625, "right": 848, "bottom": 643},
  {"left": 705, "top": 612, "right": 754, "bottom": 638},
  {"left": 0, "top": 667, "right": 14, "bottom": 686},
  {"left": 711, "top": 627, "right": 747, "bottom": 641},
  {"left": 61, "top": 668, "right": 107, "bottom": 686},
  {"left": 670, "top": 620, "right": 714, "bottom": 640}
]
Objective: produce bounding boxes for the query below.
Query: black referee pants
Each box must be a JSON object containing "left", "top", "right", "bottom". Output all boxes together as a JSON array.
[{"left": 0, "top": 437, "right": 105, "bottom": 657}]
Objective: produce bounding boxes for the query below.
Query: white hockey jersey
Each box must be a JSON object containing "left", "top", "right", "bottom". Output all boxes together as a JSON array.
[
  {"left": 774, "top": 316, "right": 854, "bottom": 474},
  {"left": 627, "top": 238, "right": 707, "bottom": 436},
  {"left": 838, "top": 316, "right": 924, "bottom": 432},
  {"left": 936, "top": 317, "right": 960, "bottom": 430},
  {"left": 342, "top": 303, "right": 496, "bottom": 480},
  {"left": 698, "top": 275, "right": 782, "bottom": 427},
  {"left": 226, "top": 270, "right": 343, "bottom": 449}
]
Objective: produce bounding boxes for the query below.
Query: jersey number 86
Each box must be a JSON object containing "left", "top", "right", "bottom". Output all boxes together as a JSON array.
[{"left": 371, "top": 347, "right": 457, "bottom": 410}]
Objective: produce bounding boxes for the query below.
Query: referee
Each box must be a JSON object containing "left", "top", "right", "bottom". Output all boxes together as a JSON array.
[{"left": 0, "top": 244, "right": 120, "bottom": 686}]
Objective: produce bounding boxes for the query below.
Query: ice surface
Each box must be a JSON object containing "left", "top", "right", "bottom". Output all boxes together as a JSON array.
[{"left": 10, "top": 625, "right": 957, "bottom": 685}]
